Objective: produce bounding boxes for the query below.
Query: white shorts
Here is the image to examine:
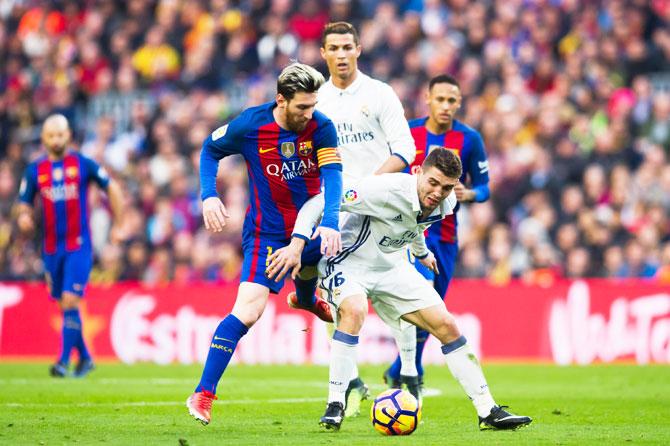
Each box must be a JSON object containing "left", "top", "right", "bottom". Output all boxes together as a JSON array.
[{"left": 318, "top": 260, "right": 443, "bottom": 330}]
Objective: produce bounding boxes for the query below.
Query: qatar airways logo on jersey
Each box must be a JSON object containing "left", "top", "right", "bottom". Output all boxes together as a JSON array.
[
  {"left": 336, "top": 122, "right": 374, "bottom": 145},
  {"left": 40, "top": 183, "right": 79, "bottom": 202},
  {"left": 266, "top": 158, "right": 317, "bottom": 181}
]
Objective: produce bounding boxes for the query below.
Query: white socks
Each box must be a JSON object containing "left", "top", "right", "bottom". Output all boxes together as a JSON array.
[
  {"left": 328, "top": 330, "right": 359, "bottom": 404},
  {"left": 442, "top": 336, "right": 496, "bottom": 418},
  {"left": 392, "top": 325, "right": 418, "bottom": 377}
]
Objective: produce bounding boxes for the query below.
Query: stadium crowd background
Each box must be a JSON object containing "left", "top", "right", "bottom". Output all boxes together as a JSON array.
[{"left": 0, "top": 0, "right": 669, "bottom": 286}]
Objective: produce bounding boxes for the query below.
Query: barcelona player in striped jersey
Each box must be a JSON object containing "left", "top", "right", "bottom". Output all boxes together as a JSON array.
[
  {"left": 187, "top": 63, "right": 343, "bottom": 426},
  {"left": 384, "top": 74, "right": 491, "bottom": 393},
  {"left": 16, "top": 114, "right": 125, "bottom": 378}
]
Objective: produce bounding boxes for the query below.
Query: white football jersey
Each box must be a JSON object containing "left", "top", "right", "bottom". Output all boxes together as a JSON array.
[
  {"left": 294, "top": 173, "right": 457, "bottom": 271},
  {"left": 316, "top": 71, "right": 415, "bottom": 186}
]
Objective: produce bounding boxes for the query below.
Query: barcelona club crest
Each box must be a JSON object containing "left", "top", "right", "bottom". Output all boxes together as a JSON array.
[
  {"left": 298, "top": 140, "right": 313, "bottom": 156},
  {"left": 281, "top": 142, "right": 295, "bottom": 158}
]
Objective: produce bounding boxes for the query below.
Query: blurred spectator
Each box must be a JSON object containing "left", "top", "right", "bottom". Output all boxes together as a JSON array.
[{"left": 1, "top": 1, "right": 669, "bottom": 284}]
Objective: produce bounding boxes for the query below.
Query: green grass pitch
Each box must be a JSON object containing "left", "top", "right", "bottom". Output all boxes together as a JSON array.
[{"left": 0, "top": 363, "right": 668, "bottom": 445}]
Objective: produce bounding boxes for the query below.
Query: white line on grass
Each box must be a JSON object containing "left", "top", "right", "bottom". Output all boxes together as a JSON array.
[{"left": 2, "top": 389, "right": 442, "bottom": 408}]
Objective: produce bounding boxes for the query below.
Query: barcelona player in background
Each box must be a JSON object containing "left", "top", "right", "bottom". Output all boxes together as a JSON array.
[
  {"left": 384, "top": 75, "right": 491, "bottom": 394},
  {"left": 186, "top": 63, "right": 343, "bottom": 426},
  {"left": 16, "top": 114, "right": 125, "bottom": 378}
]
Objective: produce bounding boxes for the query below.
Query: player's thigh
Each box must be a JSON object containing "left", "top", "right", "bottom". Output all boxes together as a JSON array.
[
  {"left": 402, "top": 303, "right": 460, "bottom": 344},
  {"left": 371, "top": 265, "right": 443, "bottom": 332},
  {"left": 318, "top": 265, "right": 368, "bottom": 326},
  {"left": 430, "top": 240, "right": 457, "bottom": 299},
  {"left": 241, "top": 233, "right": 287, "bottom": 294},
  {"left": 62, "top": 249, "right": 93, "bottom": 298},
  {"left": 43, "top": 252, "right": 65, "bottom": 299}
]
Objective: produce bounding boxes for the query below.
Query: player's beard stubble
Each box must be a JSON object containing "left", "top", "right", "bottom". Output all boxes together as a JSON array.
[{"left": 285, "top": 108, "right": 309, "bottom": 133}]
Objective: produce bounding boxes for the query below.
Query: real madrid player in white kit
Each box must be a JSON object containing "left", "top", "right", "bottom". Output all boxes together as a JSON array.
[
  {"left": 266, "top": 148, "right": 532, "bottom": 432},
  {"left": 286, "top": 21, "right": 418, "bottom": 416}
]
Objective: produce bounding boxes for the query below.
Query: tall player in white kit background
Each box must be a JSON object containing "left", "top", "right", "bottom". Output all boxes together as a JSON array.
[
  {"left": 267, "top": 148, "right": 532, "bottom": 432},
  {"left": 286, "top": 21, "right": 418, "bottom": 417}
]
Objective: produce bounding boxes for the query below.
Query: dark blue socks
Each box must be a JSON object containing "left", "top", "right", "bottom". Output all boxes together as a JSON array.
[{"left": 196, "top": 314, "right": 249, "bottom": 394}]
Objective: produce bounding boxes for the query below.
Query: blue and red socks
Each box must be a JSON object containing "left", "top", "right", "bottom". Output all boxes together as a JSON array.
[{"left": 196, "top": 314, "right": 249, "bottom": 394}]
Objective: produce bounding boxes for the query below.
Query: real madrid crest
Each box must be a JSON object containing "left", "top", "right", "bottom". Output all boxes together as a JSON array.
[{"left": 281, "top": 142, "right": 295, "bottom": 158}]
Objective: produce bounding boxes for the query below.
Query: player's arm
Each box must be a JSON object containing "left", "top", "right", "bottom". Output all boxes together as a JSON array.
[
  {"left": 411, "top": 234, "right": 439, "bottom": 274},
  {"left": 454, "top": 132, "right": 490, "bottom": 203},
  {"left": 314, "top": 120, "right": 343, "bottom": 256},
  {"left": 374, "top": 85, "right": 416, "bottom": 174},
  {"left": 15, "top": 165, "right": 37, "bottom": 234},
  {"left": 200, "top": 119, "right": 245, "bottom": 232},
  {"left": 267, "top": 192, "right": 327, "bottom": 281}
]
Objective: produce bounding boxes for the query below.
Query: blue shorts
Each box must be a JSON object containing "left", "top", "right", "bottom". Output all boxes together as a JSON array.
[
  {"left": 410, "top": 238, "right": 457, "bottom": 299},
  {"left": 43, "top": 249, "right": 93, "bottom": 299},
  {"left": 241, "top": 231, "right": 322, "bottom": 294}
]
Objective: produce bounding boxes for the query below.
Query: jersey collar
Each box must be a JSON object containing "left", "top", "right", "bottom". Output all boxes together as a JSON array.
[{"left": 328, "top": 70, "right": 366, "bottom": 95}]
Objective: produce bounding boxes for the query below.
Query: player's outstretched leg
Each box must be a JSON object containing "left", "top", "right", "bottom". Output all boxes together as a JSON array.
[
  {"left": 187, "top": 313, "right": 249, "bottom": 425},
  {"left": 441, "top": 336, "right": 532, "bottom": 431}
]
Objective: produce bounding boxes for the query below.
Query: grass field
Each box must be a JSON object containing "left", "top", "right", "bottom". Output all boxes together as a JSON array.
[{"left": 0, "top": 363, "right": 668, "bottom": 445}]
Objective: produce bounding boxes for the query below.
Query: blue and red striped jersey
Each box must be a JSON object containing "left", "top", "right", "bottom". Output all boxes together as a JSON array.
[
  {"left": 200, "top": 101, "right": 342, "bottom": 240},
  {"left": 19, "top": 151, "right": 110, "bottom": 255},
  {"left": 408, "top": 118, "right": 490, "bottom": 243}
]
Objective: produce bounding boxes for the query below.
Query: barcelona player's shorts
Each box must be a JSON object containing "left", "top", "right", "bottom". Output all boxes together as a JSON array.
[
  {"left": 241, "top": 231, "right": 322, "bottom": 294},
  {"left": 43, "top": 249, "right": 93, "bottom": 299},
  {"left": 410, "top": 239, "right": 458, "bottom": 299}
]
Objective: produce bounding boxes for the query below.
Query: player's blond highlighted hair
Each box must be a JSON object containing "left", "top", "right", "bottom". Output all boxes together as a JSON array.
[{"left": 277, "top": 63, "right": 325, "bottom": 101}]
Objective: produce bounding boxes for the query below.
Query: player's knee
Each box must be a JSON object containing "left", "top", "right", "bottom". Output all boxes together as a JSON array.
[
  {"left": 297, "top": 266, "right": 318, "bottom": 280},
  {"left": 338, "top": 296, "right": 367, "bottom": 331},
  {"left": 432, "top": 313, "right": 460, "bottom": 343}
]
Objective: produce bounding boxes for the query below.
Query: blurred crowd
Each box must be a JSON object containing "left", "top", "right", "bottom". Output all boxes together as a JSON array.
[{"left": 1, "top": 0, "right": 669, "bottom": 286}]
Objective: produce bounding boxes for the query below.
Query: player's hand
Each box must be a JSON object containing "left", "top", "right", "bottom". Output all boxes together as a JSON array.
[
  {"left": 202, "top": 197, "right": 229, "bottom": 232},
  {"left": 17, "top": 212, "right": 35, "bottom": 234},
  {"left": 313, "top": 226, "right": 341, "bottom": 257},
  {"left": 454, "top": 182, "right": 475, "bottom": 202},
  {"left": 266, "top": 238, "right": 305, "bottom": 281},
  {"left": 418, "top": 252, "right": 439, "bottom": 274}
]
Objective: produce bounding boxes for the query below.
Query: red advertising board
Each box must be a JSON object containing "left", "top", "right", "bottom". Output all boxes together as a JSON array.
[{"left": 0, "top": 280, "right": 668, "bottom": 364}]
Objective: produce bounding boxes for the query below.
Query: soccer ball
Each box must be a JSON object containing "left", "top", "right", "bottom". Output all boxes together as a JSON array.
[{"left": 370, "top": 389, "right": 421, "bottom": 435}]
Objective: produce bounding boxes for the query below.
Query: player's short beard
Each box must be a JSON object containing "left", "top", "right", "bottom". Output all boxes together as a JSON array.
[
  {"left": 47, "top": 143, "right": 67, "bottom": 157},
  {"left": 285, "top": 109, "right": 307, "bottom": 133}
]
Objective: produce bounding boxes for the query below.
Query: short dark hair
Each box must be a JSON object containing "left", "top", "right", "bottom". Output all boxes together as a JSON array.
[
  {"left": 276, "top": 63, "right": 325, "bottom": 101},
  {"left": 422, "top": 147, "right": 462, "bottom": 179},
  {"left": 321, "top": 21, "right": 359, "bottom": 47},
  {"left": 429, "top": 74, "right": 460, "bottom": 91}
]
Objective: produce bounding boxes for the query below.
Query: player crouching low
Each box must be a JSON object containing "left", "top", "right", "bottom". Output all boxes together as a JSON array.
[{"left": 267, "top": 147, "right": 532, "bottom": 432}]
